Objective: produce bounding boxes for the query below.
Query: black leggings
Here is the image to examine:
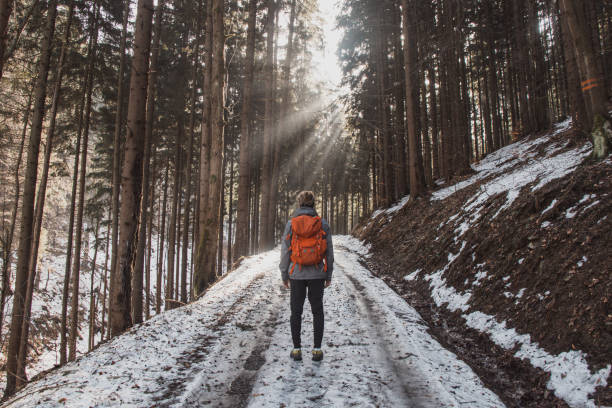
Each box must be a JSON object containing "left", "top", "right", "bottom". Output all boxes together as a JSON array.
[{"left": 290, "top": 279, "right": 325, "bottom": 349}]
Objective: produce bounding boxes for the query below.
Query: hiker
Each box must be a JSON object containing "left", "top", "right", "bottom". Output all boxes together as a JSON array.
[{"left": 280, "top": 191, "right": 334, "bottom": 362}]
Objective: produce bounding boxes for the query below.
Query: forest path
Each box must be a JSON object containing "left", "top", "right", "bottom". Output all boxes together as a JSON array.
[
  {"left": 1, "top": 237, "right": 504, "bottom": 408},
  {"left": 176, "top": 237, "right": 505, "bottom": 407}
]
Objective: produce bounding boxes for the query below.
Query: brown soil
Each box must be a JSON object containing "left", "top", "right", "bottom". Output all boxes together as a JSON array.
[{"left": 354, "top": 129, "right": 611, "bottom": 406}]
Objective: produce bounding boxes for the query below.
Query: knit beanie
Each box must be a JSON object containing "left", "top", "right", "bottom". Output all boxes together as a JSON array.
[{"left": 297, "top": 191, "right": 315, "bottom": 207}]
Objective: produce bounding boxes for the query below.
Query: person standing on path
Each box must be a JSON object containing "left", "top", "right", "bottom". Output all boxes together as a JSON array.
[{"left": 280, "top": 191, "right": 334, "bottom": 362}]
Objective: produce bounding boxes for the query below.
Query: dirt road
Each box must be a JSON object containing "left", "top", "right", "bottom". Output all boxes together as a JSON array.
[{"left": 2, "top": 237, "right": 504, "bottom": 408}]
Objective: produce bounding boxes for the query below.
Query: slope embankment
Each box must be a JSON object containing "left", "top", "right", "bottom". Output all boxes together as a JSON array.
[{"left": 354, "top": 118, "right": 611, "bottom": 408}]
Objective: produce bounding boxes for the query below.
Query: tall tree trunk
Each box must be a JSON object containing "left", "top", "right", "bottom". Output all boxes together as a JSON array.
[
  {"left": 218, "top": 146, "right": 227, "bottom": 276},
  {"left": 234, "top": 0, "right": 257, "bottom": 261},
  {"left": 61, "top": 80, "right": 87, "bottom": 365},
  {"left": 259, "top": 0, "right": 276, "bottom": 249},
  {"left": 251, "top": 168, "right": 260, "bottom": 253},
  {"left": 156, "top": 161, "right": 169, "bottom": 313},
  {"left": 0, "top": 87, "right": 31, "bottom": 341},
  {"left": 69, "top": 6, "right": 99, "bottom": 361},
  {"left": 88, "top": 223, "right": 100, "bottom": 351},
  {"left": 513, "top": 0, "right": 531, "bottom": 137},
  {"left": 527, "top": 0, "right": 550, "bottom": 132},
  {"left": 4, "top": 0, "right": 58, "bottom": 396},
  {"left": 17, "top": 1, "right": 76, "bottom": 380},
  {"left": 195, "top": 0, "right": 213, "bottom": 296},
  {"left": 194, "top": 0, "right": 224, "bottom": 296},
  {"left": 375, "top": 3, "right": 393, "bottom": 205},
  {"left": 175, "top": 168, "right": 182, "bottom": 300},
  {"left": 428, "top": 66, "right": 439, "bottom": 180},
  {"left": 0, "top": 0, "right": 13, "bottom": 82},
  {"left": 109, "top": 0, "right": 131, "bottom": 339},
  {"left": 166, "top": 127, "right": 181, "bottom": 309},
  {"left": 227, "top": 149, "right": 234, "bottom": 267},
  {"left": 133, "top": 0, "right": 164, "bottom": 324},
  {"left": 181, "top": 0, "right": 201, "bottom": 303},
  {"left": 401, "top": 0, "right": 422, "bottom": 197},
  {"left": 209, "top": 0, "right": 225, "bottom": 278},
  {"left": 110, "top": 0, "right": 154, "bottom": 337},
  {"left": 100, "top": 212, "right": 111, "bottom": 342},
  {"left": 420, "top": 66, "right": 431, "bottom": 186},
  {"left": 268, "top": 3, "right": 282, "bottom": 246},
  {"left": 392, "top": 2, "right": 408, "bottom": 195},
  {"left": 145, "top": 156, "right": 155, "bottom": 319},
  {"left": 559, "top": 5, "right": 587, "bottom": 132}
]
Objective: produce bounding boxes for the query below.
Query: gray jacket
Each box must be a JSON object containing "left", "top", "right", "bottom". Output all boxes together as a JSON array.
[{"left": 279, "top": 206, "right": 334, "bottom": 282}]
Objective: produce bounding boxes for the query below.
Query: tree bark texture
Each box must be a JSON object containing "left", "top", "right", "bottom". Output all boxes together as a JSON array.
[
  {"left": 60, "top": 80, "right": 87, "bottom": 365},
  {"left": 181, "top": 0, "right": 201, "bottom": 303},
  {"left": 111, "top": 0, "right": 154, "bottom": 337},
  {"left": 401, "top": 0, "right": 422, "bottom": 198},
  {"left": 194, "top": 0, "right": 213, "bottom": 297},
  {"left": 108, "top": 0, "right": 131, "bottom": 339},
  {"left": 133, "top": 0, "right": 164, "bottom": 324},
  {"left": 194, "top": 0, "right": 224, "bottom": 296},
  {"left": 259, "top": 0, "right": 276, "bottom": 250},
  {"left": 234, "top": 0, "right": 257, "bottom": 261},
  {"left": 156, "top": 161, "right": 169, "bottom": 313},
  {"left": 69, "top": 8, "right": 99, "bottom": 361}
]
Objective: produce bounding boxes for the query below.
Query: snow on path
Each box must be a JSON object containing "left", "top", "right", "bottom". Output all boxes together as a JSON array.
[
  {"left": 2, "top": 237, "right": 504, "bottom": 408},
  {"left": 248, "top": 236, "right": 504, "bottom": 407}
]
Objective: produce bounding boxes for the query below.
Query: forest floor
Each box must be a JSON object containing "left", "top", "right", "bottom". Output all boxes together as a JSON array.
[
  {"left": 2, "top": 237, "right": 506, "bottom": 408},
  {"left": 355, "top": 118, "right": 611, "bottom": 408}
]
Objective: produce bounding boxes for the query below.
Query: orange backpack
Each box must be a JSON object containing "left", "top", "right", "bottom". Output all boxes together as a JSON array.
[{"left": 289, "top": 215, "right": 327, "bottom": 275}]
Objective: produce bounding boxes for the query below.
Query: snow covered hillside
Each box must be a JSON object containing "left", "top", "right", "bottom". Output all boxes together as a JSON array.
[
  {"left": 356, "top": 119, "right": 611, "bottom": 408},
  {"left": 2, "top": 237, "right": 506, "bottom": 407},
  {"left": 0, "top": 236, "right": 165, "bottom": 392}
]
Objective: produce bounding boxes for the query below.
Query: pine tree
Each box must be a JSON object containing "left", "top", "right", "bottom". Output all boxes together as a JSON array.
[{"left": 111, "top": 0, "right": 154, "bottom": 336}]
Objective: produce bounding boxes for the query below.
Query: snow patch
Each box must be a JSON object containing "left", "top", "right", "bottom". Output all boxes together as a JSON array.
[
  {"left": 371, "top": 195, "right": 411, "bottom": 220},
  {"left": 473, "top": 270, "right": 487, "bottom": 286},
  {"left": 431, "top": 119, "right": 591, "bottom": 246},
  {"left": 403, "top": 269, "right": 421, "bottom": 281},
  {"left": 465, "top": 313, "right": 610, "bottom": 408},
  {"left": 542, "top": 199, "right": 558, "bottom": 214}
]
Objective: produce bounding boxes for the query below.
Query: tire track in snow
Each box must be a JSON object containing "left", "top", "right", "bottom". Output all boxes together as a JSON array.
[
  {"left": 243, "top": 242, "right": 504, "bottom": 407},
  {"left": 175, "top": 271, "right": 286, "bottom": 407}
]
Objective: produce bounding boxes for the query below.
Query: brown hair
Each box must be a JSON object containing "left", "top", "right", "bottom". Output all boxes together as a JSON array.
[{"left": 297, "top": 190, "right": 315, "bottom": 207}]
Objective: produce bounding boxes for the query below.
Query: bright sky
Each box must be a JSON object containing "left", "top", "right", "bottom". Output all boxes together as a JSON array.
[{"left": 312, "top": 0, "right": 344, "bottom": 90}]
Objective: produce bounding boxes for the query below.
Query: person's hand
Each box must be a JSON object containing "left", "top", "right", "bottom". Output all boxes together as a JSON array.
[
  {"left": 324, "top": 280, "right": 331, "bottom": 288},
  {"left": 283, "top": 280, "right": 290, "bottom": 289}
]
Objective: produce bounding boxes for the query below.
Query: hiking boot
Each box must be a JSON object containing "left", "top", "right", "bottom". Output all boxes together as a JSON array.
[
  {"left": 312, "top": 349, "right": 324, "bottom": 362},
  {"left": 290, "top": 348, "right": 302, "bottom": 361}
]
